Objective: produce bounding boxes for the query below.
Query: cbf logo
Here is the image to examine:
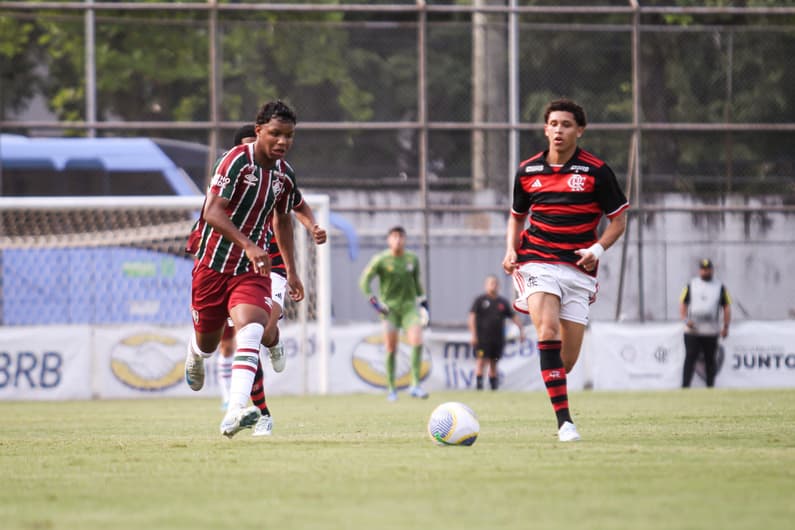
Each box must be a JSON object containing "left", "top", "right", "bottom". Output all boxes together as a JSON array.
[
  {"left": 110, "top": 333, "right": 186, "bottom": 391},
  {"left": 351, "top": 334, "right": 431, "bottom": 389},
  {"left": 568, "top": 174, "right": 587, "bottom": 192}
]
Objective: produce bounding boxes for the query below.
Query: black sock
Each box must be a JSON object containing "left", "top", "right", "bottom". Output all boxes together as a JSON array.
[
  {"left": 476, "top": 375, "right": 483, "bottom": 390},
  {"left": 538, "top": 340, "right": 572, "bottom": 428},
  {"left": 489, "top": 376, "right": 498, "bottom": 390}
]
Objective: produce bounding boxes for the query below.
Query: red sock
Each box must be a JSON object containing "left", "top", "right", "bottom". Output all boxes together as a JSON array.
[
  {"left": 250, "top": 359, "right": 270, "bottom": 417},
  {"left": 538, "top": 340, "right": 571, "bottom": 428}
]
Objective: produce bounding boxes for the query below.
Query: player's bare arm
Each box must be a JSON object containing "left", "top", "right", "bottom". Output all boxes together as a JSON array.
[
  {"left": 574, "top": 211, "right": 627, "bottom": 271},
  {"left": 204, "top": 193, "right": 270, "bottom": 275},
  {"left": 467, "top": 312, "right": 477, "bottom": 346},
  {"left": 721, "top": 304, "right": 731, "bottom": 338},
  {"left": 293, "top": 201, "right": 327, "bottom": 245},
  {"left": 502, "top": 214, "right": 526, "bottom": 274}
]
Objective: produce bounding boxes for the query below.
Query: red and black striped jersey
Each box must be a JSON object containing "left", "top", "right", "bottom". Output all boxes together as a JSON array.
[
  {"left": 510, "top": 147, "right": 629, "bottom": 276},
  {"left": 192, "top": 143, "right": 298, "bottom": 275}
]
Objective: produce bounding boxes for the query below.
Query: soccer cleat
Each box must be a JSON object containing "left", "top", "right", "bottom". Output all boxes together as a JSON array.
[
  {"left": 268, "top": 341, "right": 286, "bottom": 373},
  {"left": 220, "top": 405, "right": 261, "bottom": 438},
  {"left": 558, "top": 421, "right": 581, "bottom": 442},
  {"left": 184, "top": 349, "right": 206, "bottom": 391},
  {"left": 409, "top": 386, "right": 429, "bottom": 399},
  {"left": 387, "top": 390, "right": 398, "bottom": 402},
  {"left": 252, "top": 414, "right": 273, "bottom": 437}
]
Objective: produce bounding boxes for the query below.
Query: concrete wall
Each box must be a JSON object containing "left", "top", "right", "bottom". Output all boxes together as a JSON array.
[{"left": 323, "top": 191, "right": 795, "bottom": 325}]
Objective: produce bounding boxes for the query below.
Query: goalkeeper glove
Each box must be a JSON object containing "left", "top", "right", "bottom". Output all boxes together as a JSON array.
[
  {"left": 369, "top": 296, "right": 389, "bottom": 316},
  {"left": 417, "top": 296, "right": 430, "bottom": 327}
]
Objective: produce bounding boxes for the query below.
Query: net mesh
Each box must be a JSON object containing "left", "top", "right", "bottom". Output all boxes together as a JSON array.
[{"left": 0, "top": 197, "right": 327, "bottom": 326}]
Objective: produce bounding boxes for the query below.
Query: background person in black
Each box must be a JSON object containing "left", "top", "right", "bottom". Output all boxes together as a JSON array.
[{"left": 468, "top": 275, "right": 525, "bottom": 390}]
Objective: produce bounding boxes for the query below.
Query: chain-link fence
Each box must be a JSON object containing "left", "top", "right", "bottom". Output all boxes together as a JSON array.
[{"left": 1, "top": 1, "right": 794, "bottom": 322}]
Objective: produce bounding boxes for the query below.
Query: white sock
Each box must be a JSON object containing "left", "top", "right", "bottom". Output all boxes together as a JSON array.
[
  {"left": 227, "top": 323, "right": 265, "bottom": 411},
  {"left": 216, "top": 354, "right": 233, "bottom": 404}
]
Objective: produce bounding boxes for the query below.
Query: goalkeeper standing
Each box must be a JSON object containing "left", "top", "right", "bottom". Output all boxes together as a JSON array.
[{"left": 359, "top": 226, "right": 430, "bottom": 401}]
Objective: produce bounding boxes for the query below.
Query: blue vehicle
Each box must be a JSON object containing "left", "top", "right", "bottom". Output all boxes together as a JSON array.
[{"left": 0, "top": 134, "right": 202, "bottom": 326}]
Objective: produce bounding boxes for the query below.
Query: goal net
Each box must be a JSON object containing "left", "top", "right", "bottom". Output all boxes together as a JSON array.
[{"left": 0, "top": 194, "right": 331, "bottom": 360}]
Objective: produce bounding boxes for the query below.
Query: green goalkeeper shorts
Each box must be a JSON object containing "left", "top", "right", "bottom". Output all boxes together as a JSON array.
[{"left": 383, "top": 304, "right": 422, "bottom": 330}]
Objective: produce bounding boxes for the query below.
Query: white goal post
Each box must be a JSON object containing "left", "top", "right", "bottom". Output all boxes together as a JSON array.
[{"left": 0, "top": 193, "right": 332, "bottom": 394}]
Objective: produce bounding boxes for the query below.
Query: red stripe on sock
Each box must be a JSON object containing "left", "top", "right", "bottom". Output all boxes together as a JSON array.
[
  {"left": 537, "top": 341, "right": 562, "bottom": 351},
  {"left": 546, "top": 385, "right": 568, "bottom": 398},
  {"left": 232, "top": 364, "right": 257, "bottom": 373},
  {"left": 237, "top": 348, "right": 259, "bottom": 354}
]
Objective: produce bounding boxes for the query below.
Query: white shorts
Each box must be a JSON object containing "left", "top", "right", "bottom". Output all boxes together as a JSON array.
[
  {"left": 511, "top": 262, "right": 597, "bottom": 325},
  {"left": 270, "top": 273, "right": 287, "bottom": 309}
]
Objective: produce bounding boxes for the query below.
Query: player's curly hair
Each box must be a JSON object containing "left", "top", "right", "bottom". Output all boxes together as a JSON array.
[
  {"left": 543, "top": 98, "right": 587, "bottom": 127},
  {"left": 255, "top": 100, "right": 297, "bottom": 125}
]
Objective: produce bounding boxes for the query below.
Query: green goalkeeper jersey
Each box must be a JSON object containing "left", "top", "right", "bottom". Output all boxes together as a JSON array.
[{"left": 359, "top": 250, "right": 424, "bottom": 311}]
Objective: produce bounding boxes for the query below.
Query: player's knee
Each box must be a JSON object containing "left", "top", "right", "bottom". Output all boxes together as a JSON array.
[{"left": 236, "top": 322, "right": 265, "bottom": 349}]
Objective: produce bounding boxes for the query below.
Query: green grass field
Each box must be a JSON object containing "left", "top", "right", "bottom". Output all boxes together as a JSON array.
[{"left": 2, "top": 389, "right": 793, "bottom": 530}]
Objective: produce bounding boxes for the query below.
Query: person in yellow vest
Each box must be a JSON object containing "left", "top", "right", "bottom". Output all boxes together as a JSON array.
[{"left": 679, "top": 258, "right": 732, "bottom": 388}]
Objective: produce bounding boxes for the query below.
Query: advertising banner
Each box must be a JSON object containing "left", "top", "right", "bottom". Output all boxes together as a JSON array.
[
  {"left": 589, "top": 321, "right": 795, "bottom": 389},
  {"left": 0, "top": 325, "right": 93, "bottom": 400},
  {"left": 93, "top": 325, "right": 200, "bottom": 399},
  {"left": 2, "top": 321, "right": 791, "bottom": 400}
]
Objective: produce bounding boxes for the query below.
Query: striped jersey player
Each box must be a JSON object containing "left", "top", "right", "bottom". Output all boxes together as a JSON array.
[
  {"left": 184, "top": 100, "right": 301, "bottom": 439},
  {"left": 503, "top": 98, "right": 628, "bottom": 443}
]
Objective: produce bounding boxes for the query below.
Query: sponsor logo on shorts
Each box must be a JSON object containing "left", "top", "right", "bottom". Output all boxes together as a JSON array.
[
  {"left": 526, "top": 274, "right": 539, "bottom": 288},
  {"left": 191, "top": 308, "right": 199, "bottom": 324}
]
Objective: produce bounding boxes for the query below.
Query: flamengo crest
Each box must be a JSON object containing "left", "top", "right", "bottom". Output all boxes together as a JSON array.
[{"left": 568, "top": 174, "right": 587, "bottom": 192}]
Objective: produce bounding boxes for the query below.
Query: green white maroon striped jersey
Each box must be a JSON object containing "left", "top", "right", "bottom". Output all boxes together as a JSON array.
[{"left": 193, "top": 143, "right": 298, "bottom": 275}]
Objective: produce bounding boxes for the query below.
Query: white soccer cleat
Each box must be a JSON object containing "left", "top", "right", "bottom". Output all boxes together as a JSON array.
[
  {"left": 184, "top": 349, "right": 206, "bottom": 391},
  {"left": 252, "top": 414, "right": 273, "bottom": 437},
  {"left": 220, "top": 405, "right": 261, "bottom": 438},
  {"left": 409, "top": 386, "right": 429, "bottom": 399},
  {"left": 387, "top": 390, "right": 398, "bottom": 402},
  {"left": 558, "top": 421, "right": 581, "bottom": 442},
  {"left": 269, "top": 341, "right": 286, "bottom": 373}
]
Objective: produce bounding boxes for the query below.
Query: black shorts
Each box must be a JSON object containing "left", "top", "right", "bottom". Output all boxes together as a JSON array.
[{"left": 476, "top": 342, "right": 504, "bottom": 361}]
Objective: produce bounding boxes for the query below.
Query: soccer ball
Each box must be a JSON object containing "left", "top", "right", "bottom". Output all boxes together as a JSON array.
[{"left": 427, "top": 401, "right": 479, "bottom": 446}]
